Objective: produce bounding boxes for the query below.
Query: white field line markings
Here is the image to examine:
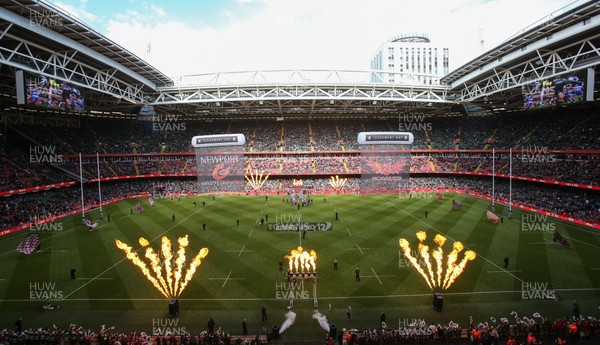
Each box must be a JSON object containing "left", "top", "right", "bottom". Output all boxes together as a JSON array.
[
  {"left": 356, "top": 243, "right": 364, "bottom": 255},
  {"left": 62, "top": 201, "right": 215, "bottom": 299},
  {"left": 222, "top": 271, "right": 232, "bottom": 288},
  {"left": 378, "top": 195, "right": 526, "bottom": 284},
  {"left": 370, "top": 267, "right": 383, "bottom": 285},
  {"left": 76, "top": 278, "right": 114, "bottom": 280}
]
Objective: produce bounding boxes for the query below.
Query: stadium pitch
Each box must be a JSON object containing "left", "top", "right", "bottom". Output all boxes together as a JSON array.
[{"left": 0, "top": 193, "right": 598, "bottom": 341}]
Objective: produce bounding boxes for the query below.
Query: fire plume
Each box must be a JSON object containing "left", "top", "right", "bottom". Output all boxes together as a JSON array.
[
  {"left": 285, "top": 246, "right": 317, "bottom": 273},
  {"left": 399, "top": 232, "right": 476, "bottom": 290},
  {"left": 115, "top": 236, "right": 209, "bottom": 298},
  {"left": 399, "top": 239, "right": 432, "bottom": 289},
  {"left": 245, "top": 168, "right": 270, "bottom": 191},
  {"left": 329, "top": 175, "right": 348, "bottom": 190}
]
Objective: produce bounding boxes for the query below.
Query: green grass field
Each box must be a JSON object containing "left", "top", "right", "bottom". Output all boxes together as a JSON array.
[{"left": 0, "top": 193, "right": 599, "bottom": 341}]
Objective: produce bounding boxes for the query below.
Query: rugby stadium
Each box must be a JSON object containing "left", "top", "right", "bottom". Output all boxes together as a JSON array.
[{"left": 0, "top": 0, "right": 599, "bottom": 344}]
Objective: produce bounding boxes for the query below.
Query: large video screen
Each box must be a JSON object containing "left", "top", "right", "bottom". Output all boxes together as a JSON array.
[
  {"left": 16, "top": 71, "right": 85, "bottom": 113},
  {"left": 192, "top": 134, "right": 246, "bottom": 194},
  {"left": 358, "top": 132, "right": 413, "bottom": 195},
  {"left": 523, "top": 71, "right": 585, "bottom": 110}
]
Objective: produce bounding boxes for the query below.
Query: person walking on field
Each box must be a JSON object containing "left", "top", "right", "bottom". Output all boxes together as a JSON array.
[
  {"left": 261, "top": 306, "right": 267, "bottom": 322},
  {"left": 242, "top": 319, "right": 248, "bottom": 336}
]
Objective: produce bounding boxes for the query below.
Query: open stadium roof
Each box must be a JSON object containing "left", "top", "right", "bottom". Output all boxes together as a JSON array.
[
  {"left": 441, "top": 0, "right": 600, "bottom": 108},
  {"left": 0, "top": 0, "right": 173, "bottom": 88},
  {"left": 0, "top": 0, "right": 598, "bottom": 121}
]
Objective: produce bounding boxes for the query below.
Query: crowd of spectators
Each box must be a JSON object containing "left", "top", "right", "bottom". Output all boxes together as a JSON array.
[
  {"left": 345, "top": 314, "right": 600, "bottom": 345},
  {"left": 6, "top": 105, "right": 598, "bottom": 155},
  {"left": 1, "top": 107, "right": 597, "bottom": 191},
  {"left": 0, "top": 143, "right": 69, "bottom": 190},
  {"left": 1, "top": 175, "right": 597, "bottom": 232},
  {"left": 1, "top": 313, "right": 598, "bottom": 344},
  {"left": 311, "top": 120, "right": 340, "bottom": 151},
  {"left": 3, "top": 149, "right": 598, "bottom": 193},
  {"left": 250, "top": 121, "right": 281, "bottom": 152},
  {"left": 0, "top": 323, "right": 265, "bottom": 344},
  {"left": 0, "top": 105, "right": 597, "bottom": 229},
  {"left": 0, "top": 180, "right": 158, "bottom": 231}
]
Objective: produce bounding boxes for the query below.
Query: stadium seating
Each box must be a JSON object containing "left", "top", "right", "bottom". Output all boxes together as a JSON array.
[
  {"left": 1, "top": 176, "right": 597, "bottom": 232},
  {"left": 0, "top": 105, "right": 598, "bottom": 232}
]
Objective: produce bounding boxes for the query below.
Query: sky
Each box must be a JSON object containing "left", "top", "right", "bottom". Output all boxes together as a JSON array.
[{"left": 48, "top": 0, "right": 578, "bottom": 79}]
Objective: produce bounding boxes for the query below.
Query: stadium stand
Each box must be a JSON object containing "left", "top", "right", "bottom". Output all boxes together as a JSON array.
[
  {"left": 0, "top": 314, "right": 598, "bottom": 344},
  {"left": 1, "top": 176, "right": 597, "bottom": 232},
  {"left": 0, "top": 105, "right": 598, "bottom": 232}
]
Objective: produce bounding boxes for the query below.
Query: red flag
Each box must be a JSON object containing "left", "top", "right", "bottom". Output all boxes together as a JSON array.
[{"left": 487, "top": 210, "right": 500, "bottom": 224}]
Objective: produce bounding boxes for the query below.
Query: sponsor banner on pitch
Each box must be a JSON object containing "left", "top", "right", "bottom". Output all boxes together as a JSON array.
[{"left": 267, "top": 222, "right": 333, "bottom": 231}]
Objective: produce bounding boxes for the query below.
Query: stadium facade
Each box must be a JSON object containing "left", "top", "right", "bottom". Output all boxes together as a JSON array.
[{"left": 369, "top": 33, "right": 450, "bottom": 85}]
